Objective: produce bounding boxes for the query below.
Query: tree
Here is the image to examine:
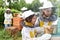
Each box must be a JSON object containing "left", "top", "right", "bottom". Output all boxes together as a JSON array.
[
  {"left": 0, "top": 0, "right": 4, "bottom": 7},
  {"left": 9, "top": 0, "right": 27, "bottom": 11},
  {"left": 29, "top": 0, "right": 42, "bottom": 12},
  {"left": 49, "top": 0, "right": 60, "bottom": 17}
]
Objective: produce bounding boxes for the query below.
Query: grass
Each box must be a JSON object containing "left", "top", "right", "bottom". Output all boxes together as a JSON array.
[{"left": 0, "top": 25, "right": 22, "bottom": 40}]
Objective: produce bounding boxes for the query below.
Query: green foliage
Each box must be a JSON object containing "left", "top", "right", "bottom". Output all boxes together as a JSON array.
[
  {"left": 8, "top": 0, "right": 42, "bottom": 12},
  {"left": 9, "top": 2, "right": 20, "bottom": 10},
  {"left": 30, "top": 0, "right": 42, "bottom": 12},
  {"left": 0, "top": 29, "right": 22, "bottom": 40},
  {"left": 0, "top": 8, "right": 5, "bottom": 22},
  {"left": 0, "top": 0, "right": 60, "bottom": 17},
  {"left": 11, "top": 9, "right": 20, "bottom": 13},
  {"left": 19, "top": 0, "right": 27, "bottom": 8},
  {"left": 57, "top": 2, "right": 60, "bottom": 17},
  {"left": 0, "top": 0, "right": 4, "bottom": 7},
  {"left": 0, "top": 30, "right": 13, "bottom": 40},
  {"left": 9, "top": 0, "right": 27, "bottom": 11},
  {"left": 49, "top": 0, "right": 60, "bottom": 17},
  {"left": 49, "top": 0, "right": 57, "bottom": 3}
]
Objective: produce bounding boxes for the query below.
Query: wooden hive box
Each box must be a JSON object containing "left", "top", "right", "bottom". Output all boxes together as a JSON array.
[{"left": 13, "top": 17, "right": 23, "bottom": 30}]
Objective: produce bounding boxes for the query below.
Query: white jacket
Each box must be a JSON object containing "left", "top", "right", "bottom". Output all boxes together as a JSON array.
[
  {"left": 21, "top": 27, "right": 51, "bottom": 40},
  {"left": 4, "top": 13, "right": 13, "bottom": 24}
]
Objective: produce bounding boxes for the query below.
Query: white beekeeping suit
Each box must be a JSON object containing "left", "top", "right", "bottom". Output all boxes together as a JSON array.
[
  {"left": 21, "top": 10, "right": 51, "bottom": 40},
  {"left": 22, "top": 27, "right": 51, "bottom": 40},
  {"left": 4, "top": 8, "right": 13, "bottom": 29},
  {"left": 38, "top": 0, "right": 58, "bottom": 34},
  {"left": 4, "top": 8, "right": 13, "bottom": 24}
]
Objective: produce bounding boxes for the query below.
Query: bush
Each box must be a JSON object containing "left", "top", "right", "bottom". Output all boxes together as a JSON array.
[
  {"left": 0, "top": 0, "right": 4, "bottom": 7},
  {"left": 0, "top": 29, "right": 13, "bottom": 40},
  {"left": 0, "top": 8, "right": 5, "bottom": 22},
  {"left": 30, "top": 0, "right": 42, "bottom": 12},
  {"left": 0, "top": 29, "right": 22, "bottom": 40},
  {"left": 11, "top": 9, "right": 20, "bottom": 13},
  {"left": 9, "top": 0, "right": 26, "bottom": 11},
  {"left": 8, "top": 0, "right": 42, "bottom": 12}
]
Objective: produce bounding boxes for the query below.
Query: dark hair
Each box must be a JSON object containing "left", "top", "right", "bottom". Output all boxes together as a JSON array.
[
  {"left": 25, "top": 14, "right": 35, "bottom": 22},
  {"left": 6, "top": 10, "right": 11, "bottom": 14}
]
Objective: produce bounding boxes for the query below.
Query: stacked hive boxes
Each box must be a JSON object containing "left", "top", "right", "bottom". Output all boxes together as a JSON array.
[{"left": 13, "top": 17, "right": 23, "bottom": 30}]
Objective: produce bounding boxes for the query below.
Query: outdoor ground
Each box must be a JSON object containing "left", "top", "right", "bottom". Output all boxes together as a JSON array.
[{"left": 0, "top": 26, "right": 22, "bottom": 40}]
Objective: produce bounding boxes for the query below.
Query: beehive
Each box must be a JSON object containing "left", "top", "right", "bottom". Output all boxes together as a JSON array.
[{"left": 13, "top": 17, "right": 23, "bottom": 30}]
